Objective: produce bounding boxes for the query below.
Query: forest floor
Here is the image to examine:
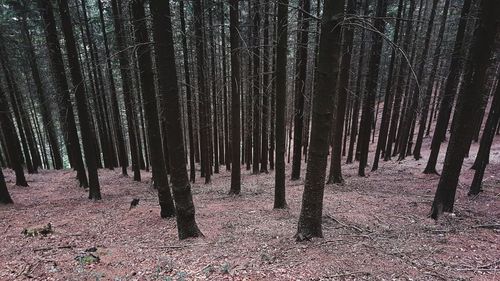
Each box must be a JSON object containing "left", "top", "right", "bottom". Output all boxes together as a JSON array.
[{"left": 0, "top": 138, "right": 499, "bottom": 281}]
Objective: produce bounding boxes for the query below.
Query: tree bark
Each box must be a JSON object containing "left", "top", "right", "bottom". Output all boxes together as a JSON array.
[
  {"left": 291, "top": 0, "right": 310, "bottom": 180},
  {"left": 150, "top": 0, "right": 203, "bottom": 239},
  {"left": 430, "top": 0, "right": 499, "bottom": 220},
  {"left": 274, "top": 0, "right": 289, "bottom": 209},
  {"left": 58, "top": 0, "right": 101, "bottom": 200},
  {"left": 229, "top": 0, "right": 241, "bottom": 195},
  {"left": 296, "top": 0, "right": 344, "bottom": 240},
  {"left": 424, "top": 0, "right": 472, "bottom": 174},
  {"left": 130, "top": 0, "right": 175, "bottom": 217}
]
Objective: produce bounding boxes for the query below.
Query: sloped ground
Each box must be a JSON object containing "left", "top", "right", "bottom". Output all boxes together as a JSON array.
[{"left": 0, "top": 140, "right": 499, "bottom": 280}]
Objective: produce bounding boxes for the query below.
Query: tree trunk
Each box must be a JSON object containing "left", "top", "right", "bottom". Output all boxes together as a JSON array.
[
  {"left": 0, "top": 82, "right": 28, "bottom": 187},
  {"left": 229, "top": 0, "right": 241, "bottom": 195},
  {"left": 413, "top": 0, "right": 451, "bottom": 160},
  {"left": 130, "top": 0, "right": 175, "bottom": 217},
  {"left": 97, "top": 0, "right": 128, "bottom": 176},
  {"left": 424, "top": 0, "right": 472, "bottom": 174},
  {"left": 38, "top": 0, "right": 88, "bottom": 186},
  {"left": 291, "top": 0, "right": 310, "bottom": 180},
  {"left": 58, "top": 0, "right": 101, "bottom": 200},
  {"left": 430, "top": 0, "right": 499, "bottom": 220},
  {"left": 0, "top": 168, "right": 13, "bottom": 204},
  {"left": 371, "top": 0, "right": 404, "bottom": 171},
  {"left": 150, "top": 0, "right": 203, "bottom": 239},
  {"left": 110, "top": 0, "right": 141, "bottom": 181},
  {"left": 296, "top": 0, "right": 344, "bottom": 240},
  {"left": 193, "top": 0, "right": 212, "bottom": 184},
  {"left": 327, "top": 0, "right": 355, "bottom": 184},
  {"left": 469, "top": 72, "right": 500, "bottom": 195},
  {"left": 357, "top": 0, "right": 388, "bottom": 177},
  {"left": 179, "top": 0, "right": 196, "bottom": 183},
  {"left": 274, "top": 0, "right": 289, "bottom": 209}
]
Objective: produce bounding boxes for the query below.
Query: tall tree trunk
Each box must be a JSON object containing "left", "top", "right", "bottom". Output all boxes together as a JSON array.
[
  {"left": 130, "top": 0, "right": 176, "bottom": 217},
  {"left": 0, "top": 41, "right": 36, "bottom": 174},
  {"left": 423, "top": 0, "right": 472, "bottom": 174},
  {"left": 0, "top": 168, "right": 13, "bottom": 204},
  {"left": 346, "top": 0, "right": 368, "bottom": 164},
  {"left": 58, "top": 0, "right": 101, "bottom": 199},
  {"left": 430, "top": 0, "right": 499, "bottom": 220},
  {"left": 357, "top": 0, "right": 388, "bottom": 177},
  {"left": 16, "top": 9, "right": 64, "bottom": 170},
  {"left": 327, "top": 0, "right": 355, "bottom": 184},
  {"left": 274, "top": 0, "right": 289, "bottom": 209},
  {"left": 372, "top": 0, "right": 404, "bottom": 170},
  {"left": 193, "top": 0, "right": 212, "bottom": 184},
  {"left": 397, "top": 0, "right": 439, "bottom": 161},
  {"left": 291, "top": 0, "right": 310, "bottom": 180},
  {"left": 97, "top": 0, "right": 128, "bottom": 176},
  {"left": 260, "top": 0, "right": 270, "bottom": 173},
  {"left": 179, "top": 0, "right": 196, "bottom": 183},
  {"left": 229, "top": 0, "right": 241, "bottom": 195},
  {"left": 252, "top": 0, "right": 261, "bottom": 175},
  {"left": 296, "top": 0, "right": 344, "bottom": 240},
  {"left": 110, "top": 0, "right": 141, "bottom": 181},
  {"left": 150, "top": 0, "right": 203, "bottom": 239},
  {"left": 0, "top": 82, "right": 28, "bottom": 187},
  {"left": 413, "top": 0, "right": 451, "bottom": 160},
  {"left": 38, "top": 0, "right": 88, "bottom": 186},
  {"left": 469, "top": 73, "right": 499, "bottom": 193}
]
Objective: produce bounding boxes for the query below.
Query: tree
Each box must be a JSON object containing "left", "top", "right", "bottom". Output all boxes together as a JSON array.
[
  {"left": 57, "top": 0, "right": 101, "bottom": 199},
  {"left": 110, "top": 0, "right": 141, "bottom": 181},
  {"left": 291, "top": 0, "right": 310, "bottom": 180},
  {"left": 130, "top": 0, "right": 175, "bottom": 217},
  {"left": 179, "top": 0, "right": 196, "bottom": 183},
  {"left": 413, "top": 0, "right": 451, "bottom": 160},
  {"left": 0, "top": 81, "right": 28, "bottom": 187},
  {"left": 149, "top": 0, "right": 203, "bottom": 239},
  {"left": 229, "top": 0, "right": 241, "bottom": 195},
  {"left": 357, "top": 0, "right": 388, "bottom": 177},
  {"left": 430, "top": 0, "right": 499, "bottom": 220},
  {"left": 193, "top": 0, "right": 211, "bottom": 184},
  {"left": 296, "top": 0, "right": 344, "bottom": 240},
  {"left": 14, "top": 3, "right": 64, "bottom": 170},
  {"left": 327, "top": 0, "right": 356, "bottom": 183},
  {"left": 97, "top": 0, "right": 128, "bottom": 176},
  {"left": 397, "top": 0, "right": 439, "bottom": 161},
  {"left": 0, "top": 168, "right": 13, "bottom": 204},
  {"left": 38, "top": 0, "right": 88, "bottom": 187},
  {"left": 469, "top": 72, "right": 500, "bottom": 195},
  {"left": 424, "top": 0, "right": 472, "bottom": 174},
  {"left": 274, "top": 0, "right": 289, "bottom": 209},
  {"left": 252, "top": 0, "right": 261, "bottom": 175},
  {"left": 371, "top": 0, "right": 404, "bottom": 171}
]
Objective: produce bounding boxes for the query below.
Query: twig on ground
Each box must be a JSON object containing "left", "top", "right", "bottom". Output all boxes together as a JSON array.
[{"left": 325, "top": 214, "right": 365, "bottom": 233}]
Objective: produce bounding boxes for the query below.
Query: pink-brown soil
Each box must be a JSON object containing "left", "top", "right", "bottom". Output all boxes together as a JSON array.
[{"left": 1, "top": 140, "right": 499, "bottom": 280}]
